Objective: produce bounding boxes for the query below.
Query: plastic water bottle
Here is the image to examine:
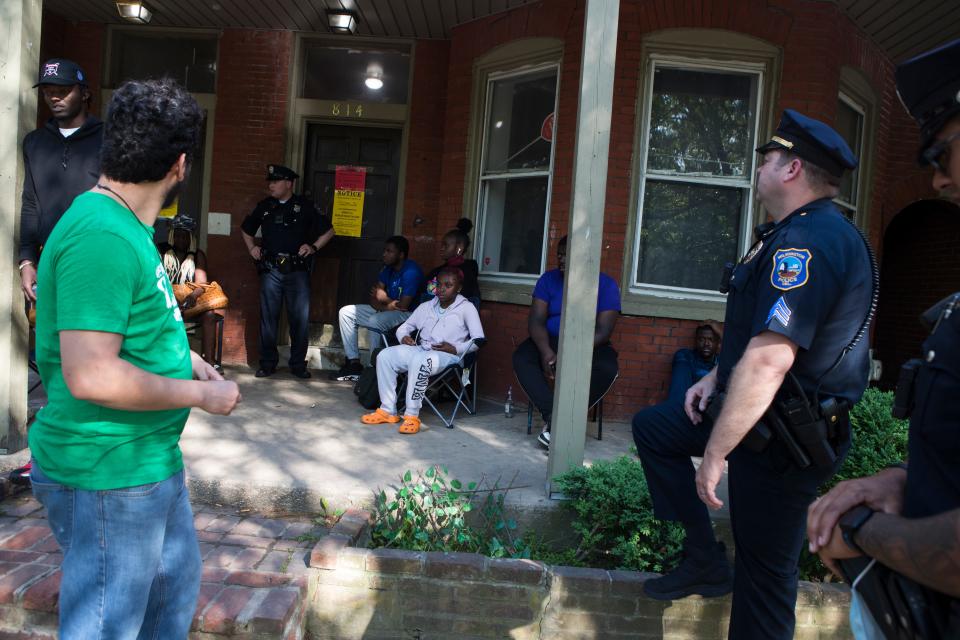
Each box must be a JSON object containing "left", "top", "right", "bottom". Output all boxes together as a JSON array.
[{"left": 504, "top": 385, "right": 514, "bottom": 418}]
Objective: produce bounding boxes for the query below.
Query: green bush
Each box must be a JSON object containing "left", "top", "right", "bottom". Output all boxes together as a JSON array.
[
  {"left": 799, "top": 387, "right": 910, "bottom": 581},
  {"left": 369, "top": 465, "right": 531, "bottom": 559},
  {"left": 551, "top": 456, "right": 685, "bottom": 573}
]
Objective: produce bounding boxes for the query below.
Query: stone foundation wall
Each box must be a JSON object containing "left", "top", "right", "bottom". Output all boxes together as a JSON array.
[{"left": 307, "top": 515, "right": 853, "bottom": 640}]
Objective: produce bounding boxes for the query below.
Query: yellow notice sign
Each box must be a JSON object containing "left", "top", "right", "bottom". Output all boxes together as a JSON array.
[{"left": 332, "top": 166, "right": 366, "bottom": 237}]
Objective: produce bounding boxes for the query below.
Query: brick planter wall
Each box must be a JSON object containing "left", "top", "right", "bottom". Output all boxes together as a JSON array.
[{"left": 306, "top": 513, "right": 852, "bottom": 640}]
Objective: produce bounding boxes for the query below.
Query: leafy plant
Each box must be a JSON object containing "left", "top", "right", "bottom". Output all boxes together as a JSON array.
[
  {"left": 370, "top": 465, "right": 531, "bottom": 559},
  {"left": 551, "top": 456, "right": 685, "bottom": 573},
  {"left": 799, "top": 387, "right": 910, "bottom": 581}
]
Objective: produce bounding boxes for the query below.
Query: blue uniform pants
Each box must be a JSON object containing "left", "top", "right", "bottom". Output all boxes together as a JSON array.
[
  {"left": 259, "top": 268, "right": 310, "bottom": 370},
  {"left": 633, "top": 398, "right": 841, "bottom": 640}
]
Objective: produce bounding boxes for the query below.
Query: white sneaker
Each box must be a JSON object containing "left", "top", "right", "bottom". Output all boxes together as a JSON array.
[{"left": 537, "top": 430, "right": 551, "bottom": 448}]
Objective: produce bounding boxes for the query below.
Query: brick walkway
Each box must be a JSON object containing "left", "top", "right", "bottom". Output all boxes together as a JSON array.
[{"left": 0, "top": 486, "right": 329, "bottom": 639}]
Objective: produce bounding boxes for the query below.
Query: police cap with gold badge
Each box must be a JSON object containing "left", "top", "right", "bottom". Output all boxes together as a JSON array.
[
  {"left": 756, "top": 109, "right": 858, "bottom": 178},
  {"left": 266, "top": 164, "right": 299, "bottom": 181},
  {"left": 895, "top": 38, "right": 960, "bottom": 166}
]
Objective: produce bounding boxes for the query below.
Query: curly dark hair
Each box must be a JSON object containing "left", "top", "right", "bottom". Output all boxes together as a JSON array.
[{"left": 100, "top": 78, "right": 203, "bottom": 183}]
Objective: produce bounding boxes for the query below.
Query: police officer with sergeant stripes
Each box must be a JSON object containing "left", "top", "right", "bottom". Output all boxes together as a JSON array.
[
  {"left": 241, "top": 165, "right": 334, "bottom": 379},
  {"left": 632, "top": 110, "right": 875, "bottom": 639}
]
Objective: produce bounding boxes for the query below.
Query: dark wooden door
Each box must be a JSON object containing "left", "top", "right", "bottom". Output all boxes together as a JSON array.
[{"left": 302, "top": 124, "right": 402, "bottom": 324}]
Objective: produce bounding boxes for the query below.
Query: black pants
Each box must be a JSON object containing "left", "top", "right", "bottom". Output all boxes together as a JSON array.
[
  {"left": 511, "top": 336, "right": 618, "bottom": 425},
  {"left": 632, "top": 398, "right": 843, "bottom": 640},
  {"left": 258, "top": 268, "right": 310, "bottom": 371}
]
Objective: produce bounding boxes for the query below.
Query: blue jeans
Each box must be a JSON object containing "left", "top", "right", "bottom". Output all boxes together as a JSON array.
[
  {"left": 31, "top": 463, "right": 201, "bottom": 640},
  {"left": 259, "top": 268, "right": 311, "bottom": 370}
]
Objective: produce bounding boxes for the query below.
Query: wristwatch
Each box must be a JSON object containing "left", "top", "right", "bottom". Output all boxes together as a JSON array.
[{"left": 839, "top": 505, "right": 875, "bottom": 555}]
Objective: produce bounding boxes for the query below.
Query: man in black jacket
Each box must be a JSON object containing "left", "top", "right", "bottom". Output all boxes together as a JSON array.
[{"left": 18, "top": 58, "right": 103, "bottom": 302}]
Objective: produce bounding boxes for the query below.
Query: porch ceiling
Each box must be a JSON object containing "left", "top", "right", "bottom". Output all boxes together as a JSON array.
[
  {"left": 43, "top": 1, "right": 960, "bottom": 61},
  {"left": 836, "top": 0, "right": 960, "bottom": 62},
  {"left": 42, "top": 0, "right": 537, "bottom": 39}
]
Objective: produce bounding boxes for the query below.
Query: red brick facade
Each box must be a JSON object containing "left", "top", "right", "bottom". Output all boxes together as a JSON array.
[{"left": 35, "top": 0, "right": 944, "bottom": 419}]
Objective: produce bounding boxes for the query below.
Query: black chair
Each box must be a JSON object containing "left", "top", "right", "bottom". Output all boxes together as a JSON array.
[
  {"left": 525, "top": 372, "right": 619, "bottom": 440},
  {"left": 183, "top": 311, "right": 224, "bottom": 370}
]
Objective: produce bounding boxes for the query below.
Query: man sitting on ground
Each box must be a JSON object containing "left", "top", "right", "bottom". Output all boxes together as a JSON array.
[
  {"left": 512, "top": 235, "right": 620, "bottom": 449},
  {"left": 667, "top": 322, "right": 721, "bottom": 403},
  {"left": 333, "top": 235, "right": 424, "bottom": 380}
]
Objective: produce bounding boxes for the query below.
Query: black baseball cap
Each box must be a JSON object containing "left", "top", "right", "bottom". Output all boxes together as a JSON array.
[
  {"left": 895, "top": 39, "right": 960, "bottom": 165},
  {"left": 33, "top": 58, "right": 87, "bottom": 88}
]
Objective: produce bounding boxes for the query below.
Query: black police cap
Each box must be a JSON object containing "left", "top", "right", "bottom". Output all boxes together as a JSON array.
[
  {"left": 33, "top": 58, "right": 87, "bottom": 88},
  {"left": 756, "top": 109, "right": 858, "bottom": 179},
  {"left": 266, "top": 164, "right": 299, "bottom": 181},
  {"left": 895, "top": 38, "right": 960, "bottom": 165}
]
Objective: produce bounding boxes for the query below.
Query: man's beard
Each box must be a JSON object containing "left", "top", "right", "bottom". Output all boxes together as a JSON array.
[
  {"left": 161, "top": 180, "right": 183, "bottom": 210},
  {"left": 161, "top": 164, "right": 191, "bottom": 209}
]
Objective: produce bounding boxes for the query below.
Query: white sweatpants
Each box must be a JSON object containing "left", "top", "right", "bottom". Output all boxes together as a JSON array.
[
  {"left": 338, "top": 304, "right": 411, "bottom": 360},
  {"left": 376, "top": 345, "right": 460, "bottom": 417}
]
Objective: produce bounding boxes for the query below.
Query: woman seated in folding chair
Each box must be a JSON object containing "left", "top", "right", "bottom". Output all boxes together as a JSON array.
[
  {"left": 361, "top": 267, "right": 484, "bottom": 435},
  {"left": 159, "top": 214, "right": 221, "bottom": 367}
]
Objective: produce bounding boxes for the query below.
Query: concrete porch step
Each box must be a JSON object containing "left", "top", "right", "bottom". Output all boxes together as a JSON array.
[{"left": 0, "top": 489, "right": 323, "bottom": 639}]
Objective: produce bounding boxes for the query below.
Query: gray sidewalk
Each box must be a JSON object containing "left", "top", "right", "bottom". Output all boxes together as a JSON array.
[{"left": 9, "top": 366, "right": 730, "bottom": 522}]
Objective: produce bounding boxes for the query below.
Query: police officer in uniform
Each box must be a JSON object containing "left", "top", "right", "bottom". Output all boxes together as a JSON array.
[
  {"left": 633, "top": 110, "right": 873, "bottom": 639},
  {"left": 807, "top": 39, "right": 960, "bottom": 634},
  {"left": 241, "top": 165, "right": 335, "bottom": 378}
]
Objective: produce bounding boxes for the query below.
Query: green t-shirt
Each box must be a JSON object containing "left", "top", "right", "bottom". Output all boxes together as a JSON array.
[{"left": 29, "top": 191, "right": 193, "bottom": 491}]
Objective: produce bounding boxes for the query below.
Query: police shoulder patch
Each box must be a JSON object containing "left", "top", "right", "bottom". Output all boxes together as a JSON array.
[{"left": 770, "top": 248, "right": 811, "bottom": 291}]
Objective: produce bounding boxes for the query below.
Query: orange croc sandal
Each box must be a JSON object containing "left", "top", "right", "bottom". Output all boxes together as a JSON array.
[
  {"left": 398, "top": 415, "right": 421, "bottom": 435},
  {"left": 361, "top": 408, "right": 401, "bottom": 425}
]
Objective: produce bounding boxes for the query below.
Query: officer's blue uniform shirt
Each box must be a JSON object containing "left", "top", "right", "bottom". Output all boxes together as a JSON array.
[
  {"left": 240, "top": 194, "right": 332, "bottom": 256},
  {"left": 903, "top": 294, "right": 960, "bottom": 519},
  {"left": 717, "top": 197, "right": 872, "bottom": 405}
]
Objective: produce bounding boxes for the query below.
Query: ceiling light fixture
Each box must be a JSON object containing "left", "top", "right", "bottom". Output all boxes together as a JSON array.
[
  {"left": 116, "top": 2, "right": 153, "bottom": 24},
  {"left": 327, "top": 10, "right": 358, "bottom": 35},
  {"left": 365, "top": 74, "right": 383, "bottom": 90}
]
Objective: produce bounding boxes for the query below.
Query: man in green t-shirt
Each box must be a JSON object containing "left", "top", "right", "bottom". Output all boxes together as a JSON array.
[{"left": 29, "top": 78, "right": 241, "bottom": 639}]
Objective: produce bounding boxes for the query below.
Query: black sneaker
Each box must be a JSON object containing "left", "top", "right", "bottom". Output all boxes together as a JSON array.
[
  {"left": 291, "top": 368, "right": 312, "bottom": 379},
  {"left": 537, "top": 426, "right": 551, "bottom": 449},
  {"left": 328, "top": 360, "right": 363, "bottom": 381},
  {"left": 643, "top": 542, "right": 733, "bottom": 600},
  {"left": 7, "top": 463, "right": 31, "bottom": 487},
  {"left": 255, "top": 367, "right": 275, "bottom": 378}
]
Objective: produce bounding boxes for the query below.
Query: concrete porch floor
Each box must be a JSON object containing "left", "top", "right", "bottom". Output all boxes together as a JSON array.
[{"left": 10, "top": 365, "right": 730, "bottom": 524}]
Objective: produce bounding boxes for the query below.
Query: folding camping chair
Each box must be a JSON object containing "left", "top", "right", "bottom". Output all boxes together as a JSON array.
[{"left": 398, "top": 337, "right": 487, "bottom": 429}]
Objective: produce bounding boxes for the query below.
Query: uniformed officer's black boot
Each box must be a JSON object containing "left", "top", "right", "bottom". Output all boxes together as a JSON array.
[{"left": 643, "top": 541, "right": 733, "bottom": 601}]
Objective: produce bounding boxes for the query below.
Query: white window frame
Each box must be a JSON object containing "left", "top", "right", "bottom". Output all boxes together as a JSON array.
[
  {"left": 474, "top": 62, "right": 560, "bottom": 285},
  {"left": 629, "top": 55, "right": 765, "bottom": 302},
  {"left": 835, "top": 91, "right": 867, "bottom": 221}
]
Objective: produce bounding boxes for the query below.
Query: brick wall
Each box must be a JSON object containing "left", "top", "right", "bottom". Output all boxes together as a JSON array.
[
  {"left": 206, "top": 29, "right": 294, "bottom": 365},
  {"left": 443, "top": 0, "right": 935, "bottom": 416},
  {"left": 399, "top": 40, "right": 451, "bottom": 262},
  {"left": 307, "top": 517, "right": 853, "bottom": 640}
]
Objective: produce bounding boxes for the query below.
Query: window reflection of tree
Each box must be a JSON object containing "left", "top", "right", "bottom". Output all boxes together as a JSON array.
[{"left": 638, "top": 67, "right": 756, "bottom": 290}]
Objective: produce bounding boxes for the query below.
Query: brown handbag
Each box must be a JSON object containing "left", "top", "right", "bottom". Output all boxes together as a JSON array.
[{"left": 172, "top": 281, "right": 229, "bottom": 319}]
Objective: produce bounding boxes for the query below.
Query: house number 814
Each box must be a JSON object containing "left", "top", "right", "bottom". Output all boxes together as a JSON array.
[{"left": 332, "top": 103, "right": 364, "bottom": 117}]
